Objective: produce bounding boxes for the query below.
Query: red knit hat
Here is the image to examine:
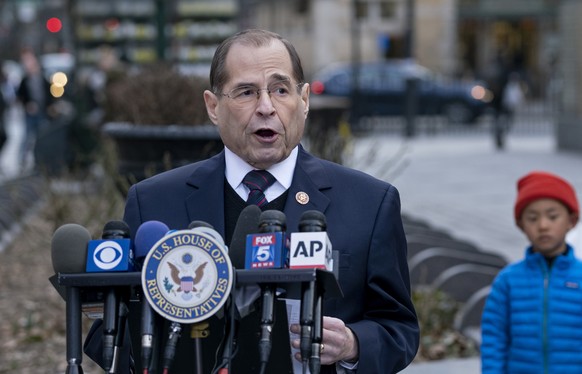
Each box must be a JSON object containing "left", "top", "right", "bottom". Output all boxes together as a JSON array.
[{"left": 514, "top": 171, "right": 579, "bottom": 224}]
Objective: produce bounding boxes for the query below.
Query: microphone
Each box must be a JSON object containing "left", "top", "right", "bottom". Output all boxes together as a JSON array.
[
  {"left": 229, "top": 205, "right": 262, "bottom": 319},
  {"left": 141, "top": 221, "right": 234, "bottom": 374},
  {"left": 245, "top": 210, "right": 288, "bottom": 270},
  {"left": 187, "top": 220, "right": 216, "bottom": 374},
  {"left": 294, "top": 210, "right": 329, "bottom": 374},
  {"left": 51, "top": 223, "right": 92, "bottom": 274},
  {"left": 50, "top": 223, "right": 92, "bottom": 373},
  {"left": 162, "top": 322, "right": 182, "bottom": 373},
  {"left": 253, "top": 210, "right": 287, "bottom": 371},
  {"left": 230, "top": 205, "right": 262, "bottom": 269},
  {"left": 135, "top": 220, "right": 170, "bottom": 269},
  {"left": 157, "top": 220, "right": 224, "bottom": 374},
  {"left": 189, "top": 220, "right": 226, "bottom": 250},
  {"left": 134, "top": 220, "right": 170, "bottom": 373},
  {"left": 97, "top": 220, "right": 131, "bottom": 373},
  {"left": 188, "top": 220, "right": 214, "bottom": 229},
  {"left": 86, "top": 220, "right": 133, "bottom": 273},
  {"left": 212, "top": 206, "right": 261, "bottom": 374},
  {"left": 289, "top": 211, "right": 333, "bottom": 271}
]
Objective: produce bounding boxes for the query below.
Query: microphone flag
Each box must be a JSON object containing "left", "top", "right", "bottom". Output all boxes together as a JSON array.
[
  {"left": 289, "top": 232, "right": 332, "bottom": 270},
  {"left": 141, "top": 228, "right": 234, "bottom": 324},
  {"left": 86, "top": 238, "right": 132, "bottom": 272},
  {"left": 245, "top": 232, "right": 287, "bottom": 269}
]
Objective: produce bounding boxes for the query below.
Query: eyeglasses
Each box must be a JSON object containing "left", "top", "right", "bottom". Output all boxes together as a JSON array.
[{"left": 218, "top": 80, "right": 304, "bottom": 105}]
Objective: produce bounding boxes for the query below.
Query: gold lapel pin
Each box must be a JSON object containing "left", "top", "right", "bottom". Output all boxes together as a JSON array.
[{"left": 295, "top": 191, "right": 309, "bottom": 205}]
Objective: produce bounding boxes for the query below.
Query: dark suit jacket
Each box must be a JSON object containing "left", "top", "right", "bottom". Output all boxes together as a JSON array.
[{"left": 124, "top": 146, "right": 419, "bottom": 373}]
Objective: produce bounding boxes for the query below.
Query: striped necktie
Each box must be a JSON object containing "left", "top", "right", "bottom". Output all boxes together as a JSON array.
[{"left": 243, "top": 170, "right": 276, "bottom": 207}]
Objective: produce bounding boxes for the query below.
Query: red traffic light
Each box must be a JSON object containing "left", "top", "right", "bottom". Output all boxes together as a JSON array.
[{"left": 46, "top": 17, "right": 62, "bottom": 33}]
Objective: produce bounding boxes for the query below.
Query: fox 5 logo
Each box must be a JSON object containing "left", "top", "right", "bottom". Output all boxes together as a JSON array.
[{"left": 250, "top": 234, "right": 276, "bottom": 267}]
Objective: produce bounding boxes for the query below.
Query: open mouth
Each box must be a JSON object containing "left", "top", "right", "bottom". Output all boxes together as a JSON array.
[{"left": 255, "top": 129, "right": 276, "bottom": 138}]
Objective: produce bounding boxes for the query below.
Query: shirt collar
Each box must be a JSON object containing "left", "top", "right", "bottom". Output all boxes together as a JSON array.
[{"left": 224, "top": 146, "right": 298, "bottom": 200}]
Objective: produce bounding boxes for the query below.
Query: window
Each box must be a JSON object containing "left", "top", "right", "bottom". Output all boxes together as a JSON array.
[
  {"left": 355, "top": 0, "right": 398, "bottom": 21},
  {"left": 380, "top": 1, "right": 397, "bottom": 19}
]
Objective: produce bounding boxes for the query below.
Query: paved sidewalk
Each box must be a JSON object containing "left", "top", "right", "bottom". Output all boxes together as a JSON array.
[
  {"left": 349, "top": 125, "right": 582, "bottom": 373},
  {"left": 350, "top": 129, "right": 582, "bottom": 264}
]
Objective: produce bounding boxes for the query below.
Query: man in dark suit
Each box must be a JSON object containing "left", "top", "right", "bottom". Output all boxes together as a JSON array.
[{"left": 124, "top": 29, "right": 419, "bottom": 373}]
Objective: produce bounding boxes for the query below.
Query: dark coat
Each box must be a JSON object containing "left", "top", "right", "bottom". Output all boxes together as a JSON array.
[{"left": 123, "top": 146, "right": 419, "bottom": 373}]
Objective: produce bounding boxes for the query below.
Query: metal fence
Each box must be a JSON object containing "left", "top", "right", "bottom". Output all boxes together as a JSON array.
[{"left": 350, "top": 98, "right": 555, "bottom": 138}]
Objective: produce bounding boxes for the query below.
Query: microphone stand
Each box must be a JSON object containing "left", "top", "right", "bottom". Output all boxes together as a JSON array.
[
  {"left": 65, "top": 285, "right": 84, "bottom": 374},
  {"left": 110, "top": 301, "right": 129, "bottom": 374},
  {"left": 190, "top": 321, "right": 209, "bottom": 374},
  {"left": 300, "top": 281, "right": 315, "bottom": 374},
  {"left": 310, "top": 288, "right": 323, "bottom": 374}
]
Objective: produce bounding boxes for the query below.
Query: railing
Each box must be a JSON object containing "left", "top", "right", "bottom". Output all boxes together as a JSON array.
[{"left": 351, "top": 99, "right": 555, "bottom": 137}]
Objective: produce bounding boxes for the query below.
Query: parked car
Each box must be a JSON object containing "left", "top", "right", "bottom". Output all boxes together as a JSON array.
[{"left": 310, "top": 60, "right": 492, "bottom": 124}]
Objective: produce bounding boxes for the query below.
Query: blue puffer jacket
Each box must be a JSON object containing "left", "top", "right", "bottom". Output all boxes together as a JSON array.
[{"left": 481, "top": 245, "right": 582, "bottom": 374}]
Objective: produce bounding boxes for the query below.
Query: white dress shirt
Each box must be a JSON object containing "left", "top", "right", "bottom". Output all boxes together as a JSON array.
[{"left": 224, "top": 146, "right": 298, "bottom": 203}]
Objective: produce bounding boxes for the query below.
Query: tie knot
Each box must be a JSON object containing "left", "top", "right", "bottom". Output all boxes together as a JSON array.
[
  {"left": 243, "top": 170, "right": 276, "bottom": 192},
  {"left": 243, "top": 170, "right": 276, "bottom": 207}
]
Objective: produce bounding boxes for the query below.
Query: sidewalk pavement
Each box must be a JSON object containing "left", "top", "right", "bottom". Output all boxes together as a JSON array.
[
  {"left": 350, "top": 128, "right": 582, "bottom": 264},
  {"left": 349, "top": 125, "right": 582, "bottom": 373}
]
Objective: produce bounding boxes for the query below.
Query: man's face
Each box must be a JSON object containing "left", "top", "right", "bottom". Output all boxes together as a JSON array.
[
  {"left": 204, "top": 40, "right": 309, "bottom": 169},
  {"left": 519, "top": 198, "right": 577, "bottom": 257}
]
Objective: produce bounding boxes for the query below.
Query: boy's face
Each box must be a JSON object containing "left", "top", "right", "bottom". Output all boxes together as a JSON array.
[{"left": 519, "top": 198, "right": 577, "bottom": 257}]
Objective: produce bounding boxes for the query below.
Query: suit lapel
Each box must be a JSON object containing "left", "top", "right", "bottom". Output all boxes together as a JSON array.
[
  {"left": 184, "top": 151, "right": 227, "bottom": 238},
  {"left": 284, "top": 147, "right": 331, "bottom": 231}
]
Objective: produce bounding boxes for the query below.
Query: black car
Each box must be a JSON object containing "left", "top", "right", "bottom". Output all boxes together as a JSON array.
[{"left": 310, "top": 60, "right": 492, "bottom": 124}]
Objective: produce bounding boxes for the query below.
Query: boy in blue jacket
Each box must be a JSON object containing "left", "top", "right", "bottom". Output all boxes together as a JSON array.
[{"left": 481, "top": 170, "right": 581, "bottom": 374}]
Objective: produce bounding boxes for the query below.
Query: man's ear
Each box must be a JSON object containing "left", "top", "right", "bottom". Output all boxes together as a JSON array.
[
  {"left": 301, "top": 83, "right": 310, "bottom": 118},
  {"left": 204, "top": 90, "right": 219, "bottom": 125}
]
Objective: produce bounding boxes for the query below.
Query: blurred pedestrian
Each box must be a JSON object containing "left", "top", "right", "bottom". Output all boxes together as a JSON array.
[
  {"left": 16, "top": 48, "right": 54, "bottom": 172},
  {"left": 481, "top": 171, "right": 582, "bottom": 373},
  {"left": 501, "top": 71, "right": 526, "bottom": 125},
  {"left": 485, "top": 52, "right": 517, "bottom": 150},
  {"left": 84, "top": 45, "right": 126, "bottom": 127}
]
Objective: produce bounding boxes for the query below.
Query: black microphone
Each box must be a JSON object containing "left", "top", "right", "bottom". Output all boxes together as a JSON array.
[
  {"left": 188, "top": 220, "right": 214, "bottom": 230},
  {"left": 50, "top": 224, "right": 92, "bottom": 373},
  {"left": 256, "top": 210, "right": 287, "bottom": 372},
  {"left": 230, "top": 205, "right": 262, "bottom": 270},
  {"left": 100, "top": 220, "right": 130, "bottom": 373},
  {"left": 134, "top": 220, "right": 170, "bottom": 373},
  {"left": 162, "top": 322, "right": 182, "bottom": 373},
  {"left": 298, "top": 210, "right": 327, "bottom": 374},
  {"left": 230, "top": 205, "right": 263, "bottom": 320},
  {"left": 213, "top": 205, "right": 262, "bottom": 374},
  {"left": 51, "top": 223, "right": 92, "bottom": 274}
]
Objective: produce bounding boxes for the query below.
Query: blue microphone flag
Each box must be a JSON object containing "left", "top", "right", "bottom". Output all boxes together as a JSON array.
[{"left": 86, "top": 238, "right": 133, "bottom": 272}]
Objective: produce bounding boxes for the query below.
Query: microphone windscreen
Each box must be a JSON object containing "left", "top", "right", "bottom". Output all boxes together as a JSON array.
[
  {"left": 299, "top": 210, "right": 327, "bottom": 231},
  {"left": 134, "top": 220, "right": 170, "bottom": 261},
  {"left": 51, "top": 223, "right": 92, "bottom": 273},
  {"left": 259, "top": 209, "right": 287, "bottom": 233},
  {"left": 230, "top": 205, "right": 261, "bottom": 269},
  {"left": 188, "top": 220, "right": 214, "bottom": 229},
  {"left": 102, "top": 220, "right": 130, "bottom": 239}
]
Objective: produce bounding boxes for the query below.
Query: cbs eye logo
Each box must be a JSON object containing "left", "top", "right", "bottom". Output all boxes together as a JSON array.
[{"left": 93, "top": 241, "right": 123, "bottom": 270}]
